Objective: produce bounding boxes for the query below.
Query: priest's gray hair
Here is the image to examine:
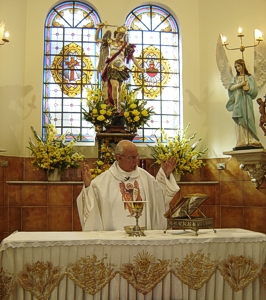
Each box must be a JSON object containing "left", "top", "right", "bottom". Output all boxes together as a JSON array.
[
  {"left": 114, "top": 142, "right": 125, "bottom": 156},
  {"left": 115, "top": 140, "right": 138, "bottom": 157}
]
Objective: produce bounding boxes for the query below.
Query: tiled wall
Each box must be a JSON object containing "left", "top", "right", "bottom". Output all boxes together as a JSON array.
[{"left": 1, "top": 155, "right": 266, "bottom": 241}]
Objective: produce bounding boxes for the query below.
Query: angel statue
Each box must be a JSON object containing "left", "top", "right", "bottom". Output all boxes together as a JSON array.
[
  {"left": 95, "top": 22, "right": 145, "bottom": 113},
  {"left": 216, "top": 34, "right": 266, "bottom": 150}
]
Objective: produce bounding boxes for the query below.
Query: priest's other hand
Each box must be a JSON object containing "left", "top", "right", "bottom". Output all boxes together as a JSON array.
[
  {"left": 161, "top": 156, "right": 177, "bottom": 178},
  {"left": 82, "top": 163, "right": 92, "bottom": 188}
]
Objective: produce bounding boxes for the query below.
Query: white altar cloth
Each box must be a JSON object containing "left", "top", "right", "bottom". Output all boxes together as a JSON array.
[{"left": 1, "top": 228, "right": 266, "bottom": 300}]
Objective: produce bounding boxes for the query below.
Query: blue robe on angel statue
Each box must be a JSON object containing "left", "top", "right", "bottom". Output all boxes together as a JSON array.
[{"left": 216, "top": 34, "right": 266, "bottom": 149}]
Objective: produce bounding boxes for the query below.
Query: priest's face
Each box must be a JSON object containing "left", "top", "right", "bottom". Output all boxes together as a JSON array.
[{"left": 117, "top": 144, "right": 139, "bottom": 172}]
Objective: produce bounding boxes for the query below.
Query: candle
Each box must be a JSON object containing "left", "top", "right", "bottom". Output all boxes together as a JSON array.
[{"left": 255, "top": 29, "right": 263, "bottom": 41}]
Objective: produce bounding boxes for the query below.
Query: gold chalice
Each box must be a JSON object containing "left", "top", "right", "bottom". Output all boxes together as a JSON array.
[{"left": 124, "top": 201, "right": 147, "bottom": 237}]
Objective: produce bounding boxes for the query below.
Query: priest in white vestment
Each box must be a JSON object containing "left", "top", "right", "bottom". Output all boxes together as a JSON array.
[{"left": 76, "top": 140, "right": 180, "bottom": 231}]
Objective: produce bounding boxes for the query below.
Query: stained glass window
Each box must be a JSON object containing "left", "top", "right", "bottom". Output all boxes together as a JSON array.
[
  {"left": 43, "top": 3, "right": 180, "bottom": 143},
  {"left": 43, "top": 1, "right": 100, "bottom": 142},
  {"left": 125, "top": 5, "right": 180, "bottom": 142}
]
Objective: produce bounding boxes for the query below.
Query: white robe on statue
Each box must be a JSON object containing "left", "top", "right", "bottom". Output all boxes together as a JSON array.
[{"left": 76, "top": 161, "right": 180, "bottom": 231}]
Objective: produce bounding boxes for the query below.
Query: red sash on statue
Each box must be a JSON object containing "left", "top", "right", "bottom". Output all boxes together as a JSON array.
[
  {"left": 101, "top": 42, "right": 127, "bottom": 82},
  {"left": 101, "top": 42, "right": 128, "bottom": 106}
]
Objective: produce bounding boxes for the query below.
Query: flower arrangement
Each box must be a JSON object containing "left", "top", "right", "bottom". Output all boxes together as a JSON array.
[
  {"left": 83, "top": 84, "right": 115, "bottom": 130},
  {"left": 148, "top": 124, "right": 207, "bottom": 175},
  {"left": 28, "top": 124, "right": 86, "bottom": 174},
  {"left": 90, "top": 137, "right": 119, "bottom": 179},
  {"left": 121, "top": 85, "right": 155, "bottom": 132}
]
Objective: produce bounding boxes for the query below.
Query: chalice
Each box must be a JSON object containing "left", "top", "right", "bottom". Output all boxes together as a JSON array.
[{"left": 124, "top": 201, "right": 148, "bottom": 237}]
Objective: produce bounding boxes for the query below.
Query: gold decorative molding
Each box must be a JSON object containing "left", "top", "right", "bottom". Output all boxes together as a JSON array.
[
  {"left": 66, "top": 254, "right": 117, "bottom": 295},
  {"left": 218, "top": 254, "right": 260, "bottom": 291},
  {"left": 119, "top": 251, "right": 170, "bottom": 295},
  {"left": 259, "top": 262, "right": 266, "bottom": 289},
  {"left": 172, "top": 250, "right": 217, "bottom": 290},
  {"left": 17, "top": 261, "right": 65, "bottom": 300},
  {"left": 0, "top": 267, "right": 16, "bottom": 300}
]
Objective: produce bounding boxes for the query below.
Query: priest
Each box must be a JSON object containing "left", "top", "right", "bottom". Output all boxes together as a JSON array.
[{"left": 76, "top": 140, "right": 180, "bottom": 231}]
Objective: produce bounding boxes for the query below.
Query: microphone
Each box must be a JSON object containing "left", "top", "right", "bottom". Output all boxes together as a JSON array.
[{"left": 124, "top": 176, "right": 130, "bottom": 181}]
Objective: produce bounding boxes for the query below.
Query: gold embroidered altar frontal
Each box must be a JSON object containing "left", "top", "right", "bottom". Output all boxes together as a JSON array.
[{"left": 1, "top": 229, "right": 266, "bottom": 300}]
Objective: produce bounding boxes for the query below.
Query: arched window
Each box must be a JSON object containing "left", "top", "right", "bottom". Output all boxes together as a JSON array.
[
  {"left": 43, "top": 1, "right": 100, "bottom": 142},
  {"left": 43, "top": 3, "right": 180, "bottom": 143},
  {"left": 125, "top": 5, "right": 180, "bottom": 142}
]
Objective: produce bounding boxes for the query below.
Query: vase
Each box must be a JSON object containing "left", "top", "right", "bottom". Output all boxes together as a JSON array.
[
  {"left": 47, "top": 168, "right": 61, "bottom": 181},
  {"left": 173, "top": 173, "right": 181, "bottom": 181}
]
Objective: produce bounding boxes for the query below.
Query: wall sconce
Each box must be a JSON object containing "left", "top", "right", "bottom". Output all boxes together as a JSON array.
[
  {"left": 0, "top": 20, "right": 10, "bottom": 46},
  {"left": 222, "top": 27, "right": 263, "bottom": 57}
]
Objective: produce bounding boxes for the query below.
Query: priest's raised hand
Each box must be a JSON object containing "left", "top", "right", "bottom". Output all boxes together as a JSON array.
[
  {"left": 161, "top": 156, "right": 177, "bottom": 178},
  {"left": 82, "top": 163, "right": 92, "bottom": 188}
]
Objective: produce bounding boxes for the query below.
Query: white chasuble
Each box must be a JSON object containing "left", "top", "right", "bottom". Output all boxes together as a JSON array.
[{"left": 76, "top": 161, "right": 179, "bottom": 231}]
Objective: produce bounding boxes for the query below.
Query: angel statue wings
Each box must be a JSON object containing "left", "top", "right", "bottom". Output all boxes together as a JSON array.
[
  {"left": 216, "top": 34, "right": 266, "bottom": 150},
  {"left": 95, "top": 22, "right": 145, "bottom": 113}
]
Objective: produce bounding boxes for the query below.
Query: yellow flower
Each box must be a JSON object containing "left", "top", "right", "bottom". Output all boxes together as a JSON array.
[
  {"left": 97, "top": 115, "right": 105, "bottom": 121},
  {"left": 99, "top": 109, "right": 106, "bottom": 115},
  {"left": 141, "top": 110, "right": 148, "bottom": 116},
  {"left": 134, "top": 116, "right": 140, "bottom": 122},
  {"left": 124, "top": 111, "right": 129, "bottom": 117},
  {"left": 132, "top": 110, "right": 140, "bottom": 116},
  {"left": 84, "top": 85, "right": 114, "bottom": 127},
  {"left": 130, "top": 103, "right": 137, "bottom": 109},
  {"left": 87, "top": 89, "right": 93, "bottom": 98}
]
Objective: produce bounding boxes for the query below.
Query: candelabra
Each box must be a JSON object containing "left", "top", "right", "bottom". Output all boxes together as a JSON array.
[
  {"left": 222, "top": 27, "right": 263, "bottom": 59},
  {"left": 0, "top": 21, "right": 10, "bottom": 46}
]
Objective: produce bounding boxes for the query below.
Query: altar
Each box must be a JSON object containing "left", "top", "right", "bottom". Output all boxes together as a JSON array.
[{"left": 1, "top": 229, "right": 266, "bottom": 300}]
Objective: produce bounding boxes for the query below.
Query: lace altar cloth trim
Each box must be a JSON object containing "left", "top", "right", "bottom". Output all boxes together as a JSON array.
[{"left": 1, "top": 229, "right": 266, "bottom": 251}]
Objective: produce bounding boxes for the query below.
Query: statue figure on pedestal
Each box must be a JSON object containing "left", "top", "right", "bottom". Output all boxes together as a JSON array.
[
  {"left": 95, "top": 22, "right": 145, "bottom": 113},
  {"left": 216, "top": 34, "right": 266, "bottom": 150}
]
